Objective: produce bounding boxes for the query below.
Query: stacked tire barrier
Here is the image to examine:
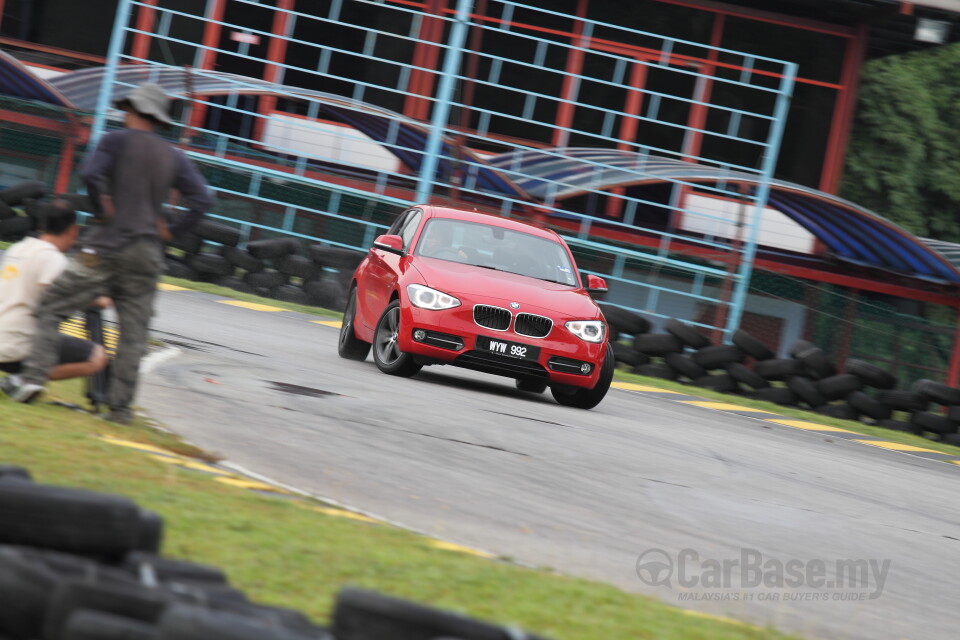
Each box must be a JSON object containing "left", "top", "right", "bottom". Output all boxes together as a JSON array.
[
  {"left": 164, "top": 220, "right": 365, "bottom": 312},
  {"left": 0, "top": 465, "right": 550, "bottom": 640},
  {"left": 602, "top": 304, "right": 960, "bottom": 442},
  {"left": 0, "top": 181, "right": 48, "bottom": 241}
]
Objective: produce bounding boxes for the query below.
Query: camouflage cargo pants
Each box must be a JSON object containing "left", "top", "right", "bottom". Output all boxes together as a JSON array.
[{"left": 21, "top": 240, "right": 164, "bottom": 412}]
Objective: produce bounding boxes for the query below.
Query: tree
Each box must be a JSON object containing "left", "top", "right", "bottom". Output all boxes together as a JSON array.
[{"left": 840, "top": 43, "right": 960, "bottom": 242}]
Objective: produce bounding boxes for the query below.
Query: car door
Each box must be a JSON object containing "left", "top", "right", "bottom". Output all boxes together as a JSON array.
[{"left": 358, "top": 208, "right": 423, "bottom": 331}]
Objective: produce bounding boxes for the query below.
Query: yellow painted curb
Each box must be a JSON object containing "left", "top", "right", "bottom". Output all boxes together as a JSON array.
[
  {"left": 158, "top": 283, "right": 188, "bottom": 291},
  {"left": 312, "top": 320, "right": 343, "bottom": 328},
  {"left": 682, "top": 400, "right": 774, "bottom": 413},
  {"left": 299, "top": 504, "right": 380, "bottom": 524},
  {"left": 764, "top": 419, "right": 856, "bottom": 433},
  {"left": 147, "top": 455, "right": 234, "bottom": 476},
  {"left": 612, "top": 382, "right": 683, "bottom": 394},
  {"left": 218, "top": 300, "right": 285, "bottom": 312},
  {"left": 215, "top": 477, "right": 292, "bottom": 493},
  {"left": 98, "top": 435, "right": 182, "bottom": 457},
  {"left": 428, "top": 540, "right": 495, "bottom": 558},
  {"left": 851, "top": 440, "right": 943, "bottom": 453}
]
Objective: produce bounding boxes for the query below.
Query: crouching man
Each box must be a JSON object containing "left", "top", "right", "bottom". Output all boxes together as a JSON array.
[{"left": 0, "top": 200, "right": 110, "bottom": 396}]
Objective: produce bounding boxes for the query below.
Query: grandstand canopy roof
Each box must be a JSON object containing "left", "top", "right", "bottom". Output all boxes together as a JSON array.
[{"left": 1, "top": 58, "right": 957, "bottom": 285}]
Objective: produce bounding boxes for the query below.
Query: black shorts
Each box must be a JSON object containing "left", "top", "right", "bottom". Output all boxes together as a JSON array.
[{"left": 0, "top": 335, "right": 96, "bottom": 374}]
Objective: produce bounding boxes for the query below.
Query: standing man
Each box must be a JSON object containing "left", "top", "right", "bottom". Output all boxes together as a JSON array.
[
  {"left": 4, "top": 83, "right": 214, "bottom": 424},
  {"left": 0, "top": 200, "right": 109, "bottom": 385}
]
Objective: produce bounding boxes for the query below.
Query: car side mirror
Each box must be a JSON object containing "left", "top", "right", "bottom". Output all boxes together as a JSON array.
[
  {"left": 585, "top": 274, "right": 608, "bottom": 293},
  {"left": 373, "top": 234, "right": 405, "bottom": 256}
]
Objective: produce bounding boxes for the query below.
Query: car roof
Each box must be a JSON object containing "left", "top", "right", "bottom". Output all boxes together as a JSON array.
[{"left": 417, "top": 205, "right": 563, "bottom": 243}]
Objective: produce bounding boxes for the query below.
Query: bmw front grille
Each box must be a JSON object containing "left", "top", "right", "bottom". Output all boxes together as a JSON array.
[
  {"left": 514, "top": 313, "right": 553, "bottom": 338},
  {"left": 473, "top": 304, "right": 511, "bottom": 331}
]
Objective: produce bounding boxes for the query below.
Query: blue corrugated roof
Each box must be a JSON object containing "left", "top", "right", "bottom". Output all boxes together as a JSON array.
[{"left": 0, "top": 49, "right": 74, "bottom": 108}]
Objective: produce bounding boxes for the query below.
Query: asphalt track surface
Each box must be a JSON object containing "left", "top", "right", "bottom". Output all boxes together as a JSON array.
[{"left": 138, "top": 287, "right": 960, "bottom": 640}]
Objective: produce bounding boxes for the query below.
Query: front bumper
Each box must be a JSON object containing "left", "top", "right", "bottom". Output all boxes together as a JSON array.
[{"left": 397, "top": 305, "right": 606, "bottom": 389}]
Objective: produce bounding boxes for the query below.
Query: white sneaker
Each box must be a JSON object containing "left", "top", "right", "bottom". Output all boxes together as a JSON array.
[{"left": 0, "top": 375, "right": 44, "bottom": 404}]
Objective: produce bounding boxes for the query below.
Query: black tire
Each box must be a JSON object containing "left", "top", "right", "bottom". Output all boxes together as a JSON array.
[
  {"left": 692, "top": 373, "right": 740, "bottom": 394},
  {"left": 747, "top": 386, "right": 798, "bottom": 406},
  {"left": 631, "top": 362, "right": 677, "bottom": 380},
  {"left": 243, "top": 270, "right": 287, "bottom": 290},
  {"left": 597, "top": 303, "right": 651, "bottom": 337},
  {"left": 16, "top": 546, "right": 135, "bottom": 588},
  {"left": 270, "top": 284, "right": 308, "bottom": 304},
  {"left": 0, "top": 180, "right": 46, "bottom": 205},
  {"left": 731, "top": 329, "right": 774, "bottom": 361},
  {"left": 331, "top": 587, "right": 549, "bottom": 640},
  {"left": 878, "top": 389, "right": 929, "bottom": 412},
  {"left": 725, "top": 362, "right": 769, "bottom": 390},
  {"left": 58, "top": 192, "right": 94, "bottom": 214},
  {"left": 911, "top": 378, "right": 960, "bottom": 405},
  {"left": 664, "top": 318, "right": 711, "bottom": 349},
  {"left": 277, "top": 255, "right": 318, "bottom": 280},
  {"left": 0, "top": 215, "right": 35, "bottom": 240},
  {"left": 815, "top": 403, "right": 859, "bottom": 421},
  {"left": 372, "top": 300, "right": 421, "bottom": 377},
  {"left": 633, "top": 332, "right": 683, "bottom": 356},
  {"left": 123, "top": 552, "right": 227, "bottom": 586},
  {"left": 847, "top": 391, "right": 892, "bottom": 421},
  {"left": 789, "top": 339, "right": 816, "bottom": 358},
  {"left": 159, "top": 602, "right": 320, "bottom": 640},
  {"left": 612, "top": 341, "right": 650, "bottom": 367},
  {"left": 786, "top": 376, "right": 826, "bottom": 409},
  {"left": 338, "top": 288, "right": 371, "bottom": 361},
  {"left": 246, "top": 237, "right": 300, "bottom": 261},
  {"left": 947, "top": 405, "right": 960, "bottom": 422},
  {"left": 134, "top": 508, "right": 163, "bottom": 555},
  {"left": 794, "top": 346, "right": 835, "bottom": 380},
  {"left": 0, "top": 199, "right": 15, "bottom": 220},
  {"left": 816, "top": 373, "right": 863, "bottom": 401},
  {"left": 663, "top": 352, "right": 706, "bottom": 381},
  {"left": 222, "top": 247, "right": 264, "bottom": 273},
  {"left": 753, "top": 358, "right": 803, "bottom": 381},
  {"left": 164, "top": 260, "right": 198, "bottom": 281},
  {"left": 212, "top": 275, "right": 253, "bottom": 294},
  {"left": 875, "top": 418, "right": 914, "bottom": 432},
  {"left": 193, "top": 220, "right": 241, "bottom": 247},
  {"left": 60, "top": 609, "right": 159, "bottom": 640},
  {"left": 843, "top": 359, "right": 897, "bottom": 389},
  {"left": 516, "top": 378, "right": 547, "bottom": 393},
  {"left": 167, "top": 232, "right": 203, "bottom": 255},
  {"left": 308, "top": 245, "right": 366, "bottom": 271},
  {"left": 0, "top": 464, "right": 31, "bottom": 481},
  {"left": 0, "top": 483, "right": 142, "bottom": 556},
  {"left": 910, "top": 411, "right": 959, "bottom": 438},
  {"left": 0, "top": 546, "right": 61, "bottom": 639},
  {"left": 305, "top": 279, "right": 346, "bottom": 310},
  {"left": 44, "top": 581, "right": 174, "bottom": 640},
  {"left": 188, "top": 254, "right": 233, "bottom": 277},
  {"left": 551, "top": 344, "right": 614, "bottom": 410},
  {"left": 692, "top": 344, "right": 745, "bottom": 370}
]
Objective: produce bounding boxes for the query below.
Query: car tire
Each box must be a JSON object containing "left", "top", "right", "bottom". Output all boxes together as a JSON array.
[
  {"left": 0, "top": 180, "right": 46, "bottom": 205},
  {"left": 747, "top": 386, "right": 798, "bottom": 406},
  {"left": 632, "top": 332, "right": 683, "bottom": 356},
  {"left": 663, "top": 352, "right": 706, "bottom": 381},
  {"left": 59, "top": 609, "right": 159, "bottom": 640},
  {"left": 516, "top": 378, "right": 548, "bottom": 394},
  {"left": 0, "top": 464, "right": 31, "bottom": 481},
  {"left": 815, "top": 403, "right": 859, "bottom": 421},
  {"left": 795, "top": 346, "right": 835, "bottom": 379},
  {"left": 816, "top": 373, "right": 863, "bottom": 401},
  {"left": 551, "top": 343, "right": 614, "bottom": 409},
  {"left": 911, "top": 379, "right": 960, "bottom": 405},
  {"left": 731, "top": 329, "right": 774, "bottom": 361},
  {"left": 222, "top": 247, "right": 264, "bottom": 274},
  {"left": 338, "top": 287, "right": 371, "bottom": 361},
  {"left": 910, "top": 411, "right": 959, "bottom": 438},
  {"left": 631, "top": 362, "right": 677, "bottom": 380},
  {"left": 847, "top": 390, "right": 892, "bottom": 421},
  {"left": 372, "top": 300, "right": 422, "bottom": 377},
  {"left": 664, "top": 318, "right": 710, "bottom": 349},
  {"left": 786, "top": 375, "right": 826, "bottom": 409},
  {"left": 692, "top": 373, "right": 740, "bottom": 394},
  {"left": 725, "top": 362, "right": 769, "bottom": 390},
  {"left": 843, "top": 359, "right": 897, "bottom": 390},
  {"left": 878, "top": 389, "right": 929, "bottom": 413},
  {"left": 612, "top": 342, "right": 649, "bottom": 368},
  {"left": 597, "top": 304, "right": 650, "bottom": 337},
  {"left": 193, "top": 220, "right": 241, "bottom": 247},
  {"left": 753, "top": 358, "right": 803, "bottom": 381},
  {"left": 692, "top": 344, "right": 745, "bottom": 370}
]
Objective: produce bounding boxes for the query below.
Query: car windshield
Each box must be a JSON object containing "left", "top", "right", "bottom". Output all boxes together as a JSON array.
[{"left": 414, "top": 218, "right": 579, "bottom": 286}]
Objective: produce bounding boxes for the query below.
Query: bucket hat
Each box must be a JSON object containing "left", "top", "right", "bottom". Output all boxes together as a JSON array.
[{"left": 115, "top": 82, "right": 173, "bottom": 125}]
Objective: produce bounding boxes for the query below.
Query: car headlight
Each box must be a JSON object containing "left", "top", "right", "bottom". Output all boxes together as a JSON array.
[
  {"left": 565, "top": 320, "right": 605, "bottom": 343},
  {"left": 407, "top": 284, "right": 461, "bottom": 310}
]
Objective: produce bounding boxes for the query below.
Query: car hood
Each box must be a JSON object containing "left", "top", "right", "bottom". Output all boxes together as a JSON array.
[{"left": 410, "top": 259, "right": 602, "bottom": 318}]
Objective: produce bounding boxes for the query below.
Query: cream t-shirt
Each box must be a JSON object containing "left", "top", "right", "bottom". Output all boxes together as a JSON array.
[{"left": 0, "top": 237, "right": 68, "bottom": 362}]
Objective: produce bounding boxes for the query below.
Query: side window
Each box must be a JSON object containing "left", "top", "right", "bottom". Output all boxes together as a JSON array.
[
  {"left": 400, "top": 211, "right": 423, "bottom": 248},
  {"left": 387, "top": 208, "right": 415, "bottom": 236}
]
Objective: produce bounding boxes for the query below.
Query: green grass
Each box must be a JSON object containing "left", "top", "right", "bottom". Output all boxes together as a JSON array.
[{"left": 0, "top": 380, "right": 802, "bottom": 640}]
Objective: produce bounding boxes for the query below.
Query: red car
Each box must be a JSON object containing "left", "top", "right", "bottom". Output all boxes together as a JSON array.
[{"left": 338, "top": 205, "right": 614, "bottom": 409}]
